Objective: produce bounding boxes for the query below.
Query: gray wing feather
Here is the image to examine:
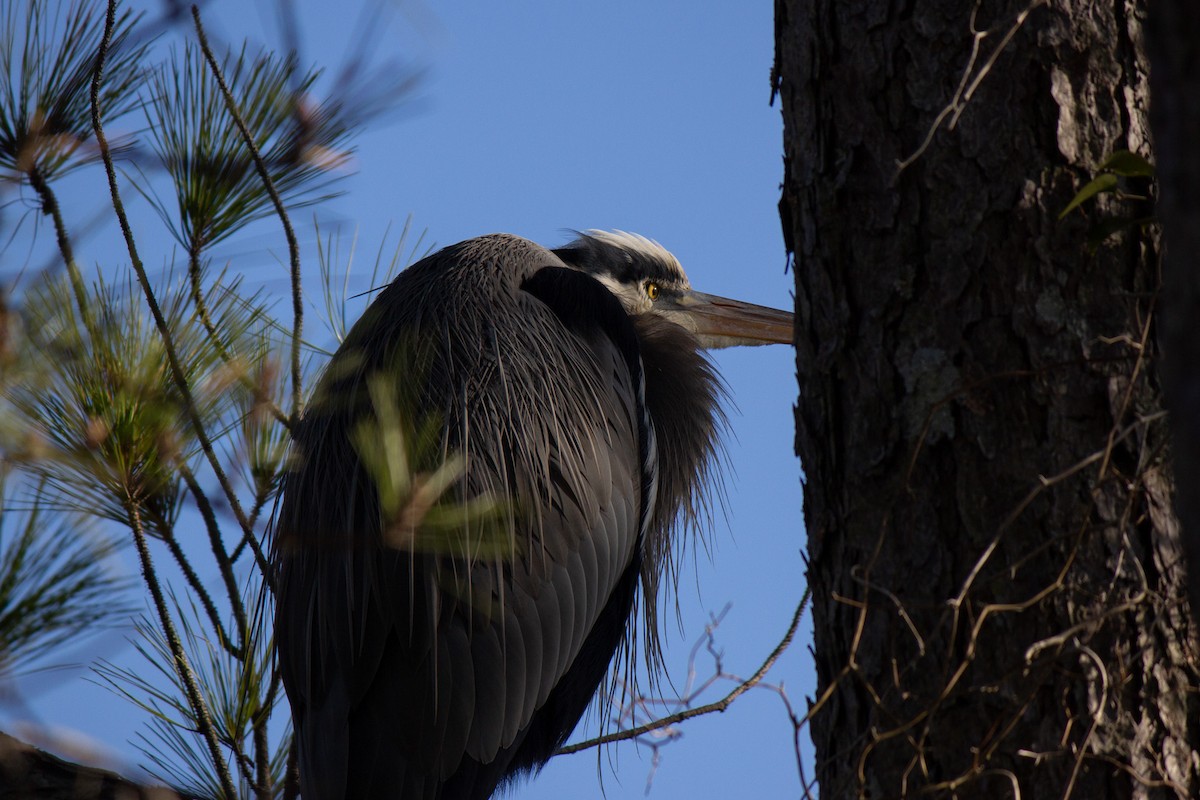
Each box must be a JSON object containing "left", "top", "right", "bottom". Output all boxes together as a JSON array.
[
  {"left": 507, "top": 588, "right": 543, "bottom": 740},
  {"left": 530, "top": 566, "right": 566, "bottom": 708},
  {"left": 438, "top": 623, "right": 473, "bottom": 777},
  {"left": 562, "top": 546, "right": 592, "bottom": 665},
  {"left": 498, "top": 600, "right": 529, "bottom": 746},
  {"left": 466, "top": 625, "right": 505, "bottom": 760}
]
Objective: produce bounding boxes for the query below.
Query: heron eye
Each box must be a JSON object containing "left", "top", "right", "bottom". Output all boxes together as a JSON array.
[{"left": 645, "top": 282, "right": 660, "bottom": 301}]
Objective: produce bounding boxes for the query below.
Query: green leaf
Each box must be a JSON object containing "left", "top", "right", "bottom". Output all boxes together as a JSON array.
[
  {"left": 345, "top": 373, "right": 510, "bottom": 562},
  {"left": 1098, "top": 149, "right": 1155, "bottom": 178},
  {"left": 1086, "top": 215, "right": 1158, "bottom": 250},
  {"left": 1059, "top": 172, "right": 1119, "bottom": 220}
]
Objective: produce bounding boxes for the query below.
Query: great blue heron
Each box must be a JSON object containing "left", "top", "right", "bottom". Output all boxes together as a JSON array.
[{"left": 274, "top": 231, "right": 793, "bottom": 799}]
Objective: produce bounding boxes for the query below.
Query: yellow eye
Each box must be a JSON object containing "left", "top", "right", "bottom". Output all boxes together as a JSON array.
[{"left": 645, "top": 282, "right": 660, "bottom": 301}]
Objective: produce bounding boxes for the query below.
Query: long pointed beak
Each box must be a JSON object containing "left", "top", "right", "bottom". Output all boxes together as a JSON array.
[{"left": 659, "top": 290, "right": 794, "bottom": 349}]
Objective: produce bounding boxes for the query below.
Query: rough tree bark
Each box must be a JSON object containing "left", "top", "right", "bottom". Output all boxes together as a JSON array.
[
  {"left": 1146, "top": 0, "right": 1200, "bottom": 623},
  {"left": 0, "top": 732, "right": 189, "bottom": 798},
  {"left": 777, "top": 0, "right": 1199, "bottom": 798}
]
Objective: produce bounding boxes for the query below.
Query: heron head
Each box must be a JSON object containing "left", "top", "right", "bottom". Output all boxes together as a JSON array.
[{"left": 553, "top": 230, "right": 793, "bottom": 349}]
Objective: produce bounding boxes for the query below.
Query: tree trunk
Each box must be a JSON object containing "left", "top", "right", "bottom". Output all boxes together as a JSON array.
[
  {"left": 0, "top": 730, "right": 190, "bottom": 799},
  {"left": 776, "top": 0, "right": 1200, "bottom": 797},
  {"left": 1145, "top": 0, "right": 1200, "bottom": 624}
]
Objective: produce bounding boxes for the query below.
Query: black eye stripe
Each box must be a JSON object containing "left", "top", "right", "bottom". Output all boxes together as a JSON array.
[{"left": 553, "top": 233, "right": 686, "bottom": 287}]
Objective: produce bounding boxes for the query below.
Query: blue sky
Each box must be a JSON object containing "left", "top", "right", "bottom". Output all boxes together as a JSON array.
[{"left": 12, "top": 1, "right": 812, "bottom": 797}]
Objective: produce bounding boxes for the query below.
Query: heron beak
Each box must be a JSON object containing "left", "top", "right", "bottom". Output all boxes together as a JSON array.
[{"left": 659, "top": 291, "right": 794, "bottom": 349}]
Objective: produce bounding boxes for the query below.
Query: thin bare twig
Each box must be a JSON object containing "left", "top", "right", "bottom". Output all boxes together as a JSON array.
[
  {"left": 26, "top": 167, "right": 95, "bottom": 337},
  {"left": 91, "top": 5, "right": 242, "bottom": 795},
  {"left": 125, "top": 499, "right": 237, "bottom": 799},
  {"left": 556, "top": 588, "right": 810, "bottom": 757},
  {"left": 191, "top": 4, "right": 305, "bottom": 423},
  {"left": 178, "top": 463, "right": 249, "bottom": 653},
  {"left": 91, "top": 5, "right": 258, "bottom": 554},
  {"left": 184, "top": 251, "right": 291, "bottom": 428},
  {"left": 158, "top": 513, "right": 240, "bottom": 658},
  {"left": 895, "top": 0, "right": 1048, "bottom": 177}
]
